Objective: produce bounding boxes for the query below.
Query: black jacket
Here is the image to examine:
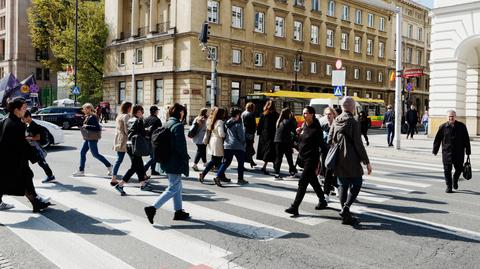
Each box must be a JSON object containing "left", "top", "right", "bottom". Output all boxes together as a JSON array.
[
  {"left": 127, "top": 116, "right": 147, "bottom": 142},
  {"left": 433, "top": 121, "right": 471, "bottom": 165},
  {"left": 256, "top": 112, "right": 279, "bottom": 162},
  {"left": 298, "top": 118, "right": 324, "bottom": 161},
  {"left": 274, "top": 119, "right": 295, "bottom": 144},
  {"left": 0, "top": 114, "right": 37, "bottom": 196},
  {"left": 406, "top": 109, "right": 418, "bottom": 125},
  {"left": 144, "top": 115, "right": 162, "bottom": 139},
  {"left": 241, "top": 111, "right": 256, "bottom": 138}
]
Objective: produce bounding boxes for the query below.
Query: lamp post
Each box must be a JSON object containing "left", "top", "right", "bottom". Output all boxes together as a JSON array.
[
  {"left": 73, "top": 0, "right": 78, "bottom": 106},
  {"left": 293, "top": 49, "right": 303, "bottom": 91}
]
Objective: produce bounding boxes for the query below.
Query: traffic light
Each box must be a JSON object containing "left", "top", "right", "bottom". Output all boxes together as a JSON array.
[{"left": 199, "top": 22, "right": 210, "bottom": 44}]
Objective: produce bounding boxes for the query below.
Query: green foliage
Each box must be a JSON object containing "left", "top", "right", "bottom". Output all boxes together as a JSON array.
[{"left": 28, "top": 0, "right": 108, "bottom": 104}]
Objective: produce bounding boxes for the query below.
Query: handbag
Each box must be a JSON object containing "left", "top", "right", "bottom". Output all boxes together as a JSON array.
[
  {"left": 463, "top": 156, "right": 472, "bottom": 180},
  {"left": 324, "top": 142, "right": 340, "bottom": 170},
  {"left": 203, "top": 129, "right": 212, "bottom": 145},
  {"left": 188, "top": 122, "right": 199, "bottom": 138},
  {"left": 131, "top": 134, "right": 151, "bottom": 156},
  {"left": 81, "top": 127, "right": 102, "bottom": 140}
]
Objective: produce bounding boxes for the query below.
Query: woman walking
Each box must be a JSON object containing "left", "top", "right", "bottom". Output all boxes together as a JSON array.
[
  {"left": 111, "top": 101, "right": 132, "bottom": 186},
  {"left": 422, "top": 111, "right": 429, "bottom": 135},
  {"left": 144, "top": 103, "right": 190, "bottom": 223},
  {"left": 0, "top": 98, "right": 51, "bottom": 212},
  {"left": 273, "top": 108, "right": 296, "bottom": 179},
  {"left": 114, "top": 105, "right": 153, "bottom": 196},
  {"left": 216, "top": 108, "right": 249, "bottom": 185},
  {"left": 285, "top": 106, "right": 328, "bottom": 217},
  {"left": 358, "top": 111, "right": 371, "bottom": 146},
  {"left": 199, "top": 107, "right": 226, "bottom": 187},
  {"left": 73, "top": 103, "right": 112, "bottom": 177},
  {"left": 191, "top": 108, "right": 208, "bottom": 171},
  {"left": 257, "top": 100, "right": 279, "bottom": 175},
  {"left": 241, "top": 102, "right": 257, "bottom": 168},
  {"left": 328, "top": 97, "right": 372, "bottom": 225},
  {"left": 319, "top": 107, "right": 338, "bottom": 201}
]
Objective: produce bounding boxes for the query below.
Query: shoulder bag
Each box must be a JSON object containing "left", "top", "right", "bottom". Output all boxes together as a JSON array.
[
  {"left": 131, "top": 134, "right": 151, "bottom": 156},
  {"left": 81, "top": 116, "right": 102, "bottom": 140}
]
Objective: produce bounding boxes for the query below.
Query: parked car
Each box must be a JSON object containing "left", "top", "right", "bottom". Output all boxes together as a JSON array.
[
  {"left": 0, "top": 109, "right": 64, "bottom": 148},
  {"left": 33, "top": 106, "right": 84, "bottom": 130}
]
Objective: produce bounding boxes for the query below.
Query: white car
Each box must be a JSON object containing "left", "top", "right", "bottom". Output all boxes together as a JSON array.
[{"left": 0, "top": 111, "right": 64, "bottom": 148}]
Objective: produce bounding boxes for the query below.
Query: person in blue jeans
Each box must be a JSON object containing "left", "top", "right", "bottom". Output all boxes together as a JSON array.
[
  {"left": 110, "top": 101, "right": 132, "bottom": 186},
  {"left": 216, "top": 108, "right": 249, "bottom": 185},
  {"left": 382, "top": 105, "right": 395, "bottom": 147},
  {"left": 73, "top": 103, "right": 112, "bottom": 177},
  {"left": 144, "top": 103, "right": 190, "bottom": 223}
]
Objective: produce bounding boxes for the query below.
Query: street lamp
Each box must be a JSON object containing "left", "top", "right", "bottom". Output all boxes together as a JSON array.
[
  {"left": 73, "top": 0, "right": 78, "bottom": 106},
  {"left": 293, "top": 49, "right": 303, "bottom": 91}
]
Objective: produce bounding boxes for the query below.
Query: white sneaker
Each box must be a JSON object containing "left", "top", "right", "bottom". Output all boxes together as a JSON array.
[
  {"left": 0, "top": 202, "right": 14, "bottom": 210},
  {"left": 72, "top": 170, "right": 85, "bottom": 177},
  {"left": 325, "top": 195, "right": 330, "bottom": 203},
  {"left": 107, "top": 166, "right": 113, "bottom": 176}
]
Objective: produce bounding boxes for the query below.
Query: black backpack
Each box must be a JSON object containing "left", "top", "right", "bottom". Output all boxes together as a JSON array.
[{"left": 152, "top": 122, "right": 180, "bottom": 164}]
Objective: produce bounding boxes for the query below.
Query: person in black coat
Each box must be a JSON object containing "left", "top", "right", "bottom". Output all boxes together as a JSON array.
[
  {"left": 241, "top": 102, "right": 257, "bottom": 168},
  {"left": 358, "top": 111, "right": 371, "bottom": 146},
  {"left": 433, "top": 110, "right": 471, "bottom": 193},
  {"left": 274, "top": 108, "right": 296, "bottom": 179},
  {"left": 0, "top": 98, "right": 51, "bottom": 212},
  {"left": 256, "top": 99, "right": 279, "bottom": 174},
  {"left": 143, "top": 106, "right": 162, "bottom": 175},
  {"left": 406, "top": 105, "right": 418, "bottom": 139}
]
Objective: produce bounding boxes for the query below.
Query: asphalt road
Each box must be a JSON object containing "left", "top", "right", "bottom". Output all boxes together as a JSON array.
[{"left": 1, "top": 126, "right": 480, "bottom": 269}]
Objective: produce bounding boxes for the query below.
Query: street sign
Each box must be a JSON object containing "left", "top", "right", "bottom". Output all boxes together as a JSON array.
[
  {"left": 30, "top": 84, "right": 40, "bottom": 93},
  {"left": 334, "top": 86, "right": 343, "bottom": 97},
  {"left": 406, "top": 83, "right": 413, "bottom": 92},
  {"left": 332, "top": 70, "right": 346, "bottom": 86},
  {"left": 335, "top": 59, "right": 342, "bottom": 70},
  {"left": 30, "top": 93, "right": 39, "bottom": 98},
  {"left": 72, "top": 85, "right": 80, "bottom": 95}
]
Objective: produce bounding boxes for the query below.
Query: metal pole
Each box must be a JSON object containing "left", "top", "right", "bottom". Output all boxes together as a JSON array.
[
  {"left": 74, "top": 0, "right": 78, "bottom": 106},
  {"left": 132, "top": 51, "right": 135, "bottom": 103},
  {"left": 394, "top": 7, "right": 402, "bottom": 150},
  {"left": 210, "top": 55, "right": 216, "bottom": 108},
  {"left": 294, "top": 62, "right": 298, "bottom": 91}
]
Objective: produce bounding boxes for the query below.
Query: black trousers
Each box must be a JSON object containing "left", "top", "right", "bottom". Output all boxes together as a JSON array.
[
  {"left": 38, "top": 158, "right": 53, "bottom": 177},
  {"left": 274, "top": 142, "right": 295, "bottom": 174},
  {"left": 292, "top": 158, "right": 325, "bottom": 208},
  {"left": 407, "top": 123, "right": 415, "bottom": 138},
  {"left": 245, "top": 138, "right": 255, "bottom": 164},
  {"left": 194, "top": 144, "right": 207, "bottom": 164},
  {"left": 123, "top": 151, "right": 146, "bottom": 183},
  {"left": 361, "top": 130, "right": 369, "bottom": 144},
  {"left": 443, "top": 162, "right": 463, "bottom": 188}
]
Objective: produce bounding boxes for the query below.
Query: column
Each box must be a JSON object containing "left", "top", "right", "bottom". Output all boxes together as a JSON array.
[
  {"left": 169, "top": 0, "right": 176, "bottom": 29},
  {"left": 131, "top": 0, "right": 139, "bottom": 37},
  {"left": 149, "top": 0, "right": 158, "bottom": 33},
  {"left": 117, "top": 0, "right": 123, "bottom": 39},
  {"left": 465, "top": 66, "right": 480, "bottom": 135}
]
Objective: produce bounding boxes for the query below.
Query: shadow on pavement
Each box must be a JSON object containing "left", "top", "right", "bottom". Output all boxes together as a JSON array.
[
  {"left": 358, "top": 201, "right": 449, "bottom": 214},
  {"left": 47, "top": 145, "right": 78, "bottom": 152},
  {"left": 36, "top": 182, "right": 98, "bottom": 196}
]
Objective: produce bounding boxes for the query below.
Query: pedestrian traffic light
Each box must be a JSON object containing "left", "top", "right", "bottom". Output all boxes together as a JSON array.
[{"left": 199, "top": 22, "right": 210, "bottom": 44}]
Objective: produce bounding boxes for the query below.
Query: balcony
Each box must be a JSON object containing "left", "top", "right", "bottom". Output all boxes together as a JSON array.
[
  {"left": 138, "top": 27, "right": 148, "bottom": 38},
  {"left": 155, "top": 22, "right": 169, "bottom": 34},
  {"left": 0, "top": 53, "right": 4, "bottom": 61}
]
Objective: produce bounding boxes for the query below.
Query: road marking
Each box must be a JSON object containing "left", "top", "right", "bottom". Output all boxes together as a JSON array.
[
  {"left": 370, "top": 157, "right": 480, "bottom": 171},
  {"left": 75, "top": 175, "right": 290, "bottom": 241},
  {"left": 364, "top": 175, "right": 432, "bottom": 188},
  {"left": 370, "top": 160, "right": 441, "bottom": 172},
  {"left": 0, "top": 199, "right": 135, "bottom": 269},
  {"left": 32, "top": 183, "right": 239, "bottom": 269}
]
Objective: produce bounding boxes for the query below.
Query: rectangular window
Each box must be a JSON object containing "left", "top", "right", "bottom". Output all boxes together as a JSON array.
[
  {"left": 36, "top": 68, "right": 42, "bottom": 80},
  {"left": 255, "top": 12, "right": 265, "bottom": 33},
  {"left": 378, "top": 72, "right": 383, "bottom": 82},
  {"left": 232, "top": 6, "right": 243, "bottom": 29},
  {"left": 254, "top": 52, "right": 263, "bottom": 67},
  {"left": 379, "top": 17, "right": 385, "bottom": 31},
  {"left": 135, "top": 48, "right": 143, "bottom": 64},
  {"left": 417, "top": 50, "right": 422, "bottom": 65},
  {"left": 408, "top": 24, "right": 413, "bottom": 38},
  {"left": 275, "top": 16, "right": 285, "bottom": 37},
  {"left": 136, "top": 80, "right": 143, "bottom": 104},
  {"left": 366, "top": 70, "right": 372, "bottom": 81},
  {"left": 354, "top": 68, "right": 359, "bottom": 79},
  {"left": 231, "top": 81, "right": 240, "bottom": 106},
  {"left": 310, "top": 62, "right": 317, "bottom": 74},
  {"left": 118, "top": 81, "right": 126, "bottom": 104},
  {"left": 119, "top": 51, "right": 125, "bottom": 66},
  {"left": 326, "top": 64, "right": 332, "bottom": 76},
  {"left": 154, "top": 79, "right": 163, "bottom": 104},
  {"left": 367, "top": 13, "right": 374, "bottom": 28},
  {"left": 0, "top": 16, "right": 5, "bottom": 31},
  {"left": 206, "top": 80, "right": 212, "bottom": 106},
  {"left": 367, "top": 39, "right": 373, "bottom": 55},
  {"left": 354, "top": 36, "right": 361, "bottom": 53},
  {"left": 254, "top": 83, "right": 262, "bottom": 93},
  {"left": 342, "top": 5, "right": 349, "bottom": 21},
  {"left": 341, "top": 33, "right": 348, "bottom": 50},
  {"left": 311, "top": 25, "right": 319, "bottom": 44},
  {"left": 327, "top": 0, "right": 335, "bottom": 17},
  {"left": 207, "top": 46, "right": 217, "bottom": 60},
  {"left": 155, "top": 46, "right": 163, "bottom": 61},
  {"left": 294, "top": 0, "right": 304, "bottom": 6},
  {"left": 417, "top": 27, "right": 423, "bottom": 41},
  {"left": 379, "top": 41, "right": 385, "bottom": 58},
  {"left": 207, "top": 0, "right": 219, "bottom": 23},
  {"left": 407, "top": 47, "right": 413, "bottom": 63},
  {"left": 43, "top": 69, "right": 50, "bottom": 81},
  {"left": 311, "top": 0, "right": 319, "bottom": 11},
  {"left": 355, "top": 9, "right": 362, "bottom": 24},
  {"left": 293, "top": 21, "right": 303, "bottom": 41},
  {"left": 326, "top": 29, "right": 334, "bottom": 48},
  {"left": 232, "top": 49, "right": 241, "bottom": 64},
  {"left": 274, "top": 56, "right": 284, "bottom": 69}
]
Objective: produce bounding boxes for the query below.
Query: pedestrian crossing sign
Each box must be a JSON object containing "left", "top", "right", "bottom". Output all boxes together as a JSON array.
[
  {"left": 334, "top": 86, "right": 343, "bottom": 97},
  {"left": 71, "top": 86, "right": 80, "bottom": 95}
]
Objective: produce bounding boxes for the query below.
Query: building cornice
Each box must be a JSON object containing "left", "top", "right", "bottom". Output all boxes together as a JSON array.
[{"left": 432, "top": 1, "right": 480, "bottom": 16}]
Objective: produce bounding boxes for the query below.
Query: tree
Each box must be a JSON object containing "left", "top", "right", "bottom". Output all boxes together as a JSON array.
[{"left": 28, "top": 0, "right": 108, "bottom": 104}]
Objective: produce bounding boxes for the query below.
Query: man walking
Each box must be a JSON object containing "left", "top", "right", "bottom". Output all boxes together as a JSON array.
[
  {"left": 406, "top": 105, "right": 418, "bottom": 139},
  {"left": 144, "top": 106, "right": 162, "bottom": 176},
  {"left": 433, "top": 110, "right": 471, "bottom": 193},
  {"left": 382, "top": 105, "right": 395, "bottom": 147},
  {"left": 241, "top": 102, "right": 257, "bottom": 168}
]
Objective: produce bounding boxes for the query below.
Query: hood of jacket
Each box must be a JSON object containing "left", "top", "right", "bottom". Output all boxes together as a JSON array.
[
  {"left": 333, "top": 112, "right": 354, "bottom": 134},
  {"left": 225, "top": 118, "right": 240, "bottom": 128}
]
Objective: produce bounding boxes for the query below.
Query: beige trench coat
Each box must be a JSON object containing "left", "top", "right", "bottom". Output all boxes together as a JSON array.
[
  {"left": 113, "top": 113, "right": 130, "bottom": 152},
  {"left": 207, "top": 120, "right": 225, "bottom": 157}
]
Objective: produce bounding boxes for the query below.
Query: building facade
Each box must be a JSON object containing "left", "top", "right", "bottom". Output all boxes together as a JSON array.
[
  {"left": 0, "top": 0, "right": 56, "bottom": 91},
  {"left": 428, "top": 0, "right": 480, "bottom": 136}
]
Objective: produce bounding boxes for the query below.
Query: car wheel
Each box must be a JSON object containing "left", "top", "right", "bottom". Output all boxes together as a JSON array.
[{"left": 62, "top": 121, "right": 71, "bottom": 130}]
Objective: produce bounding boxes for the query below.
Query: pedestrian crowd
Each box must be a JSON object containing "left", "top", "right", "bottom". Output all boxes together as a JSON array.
[{"left": 0, "top": 96, "right": 472, "bottom": 227}]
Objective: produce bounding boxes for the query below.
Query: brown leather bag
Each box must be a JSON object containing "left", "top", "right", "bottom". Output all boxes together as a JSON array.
[{"left": 81, "top": 115, "right": 102, "bottom": 140}]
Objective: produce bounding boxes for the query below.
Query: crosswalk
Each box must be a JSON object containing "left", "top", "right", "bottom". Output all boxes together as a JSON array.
[{"left": 1, "top": 155, "right": 479, "bottom": 268}]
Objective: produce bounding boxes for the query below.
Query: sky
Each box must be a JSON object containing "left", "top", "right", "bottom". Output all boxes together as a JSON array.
[{"left": 412, "top": 0, "right": 434, "bottom": 8}]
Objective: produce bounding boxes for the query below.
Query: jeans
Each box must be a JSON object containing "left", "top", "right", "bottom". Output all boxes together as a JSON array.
[
  {"left": 113, "top": 151, "right": 126, "bottom": 176},
  {"left": 443, "top": 162, "right": 463, "bottom": 188},
  {"left": 217, "top": 149, "right": 245, "bottom": 180},
  {"left": 337, "top": 177, "right": 363, "bottom": 208},
  {"left": 153, "top": 173, "right": 183, "bottom": 211},
  {"left": 143, "top": 150, "right": 156, "bottom": 173},
  {"left": 79, "top": 140, "right": 112, "bottom": 171},
  {"left": 194, "top": 144, "right": 207, "bottom": 164},
  {"left": 423, "top": 122, "right": 428, "bottom": 134},
  {"left": 292, "top": 158, "right": 325, "bottom": 208},
  {"left": 274, "top": 142, "right": 295, "bottom": 174},
  {"left": 201, "top": 155, "right": 223, "bottom": 177},
  {"left": 38, "top": 158, "right": 53, "bottom": 177},
  {"left": 123, "top": 151, "right": 146, "bottom": 183},
  {"left": 386, "top": 123, "right": 394, "bottom": 146}
]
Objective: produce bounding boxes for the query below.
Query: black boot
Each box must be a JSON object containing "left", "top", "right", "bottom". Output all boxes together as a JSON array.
[
  {"left": 32, "top": 198, "right": 51, "bottom": 213},
  {"left": 315, "top": 199, "right": 328, "bottom": 210},
  {"left": 285, "top": 205, "right": 299, "bottom": 216},
  {"left": 144, "top": 206, "right": 156, "bottom": 224},
  {"left": 173, "top": 209, "right": 190, "bottom": 220}
]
